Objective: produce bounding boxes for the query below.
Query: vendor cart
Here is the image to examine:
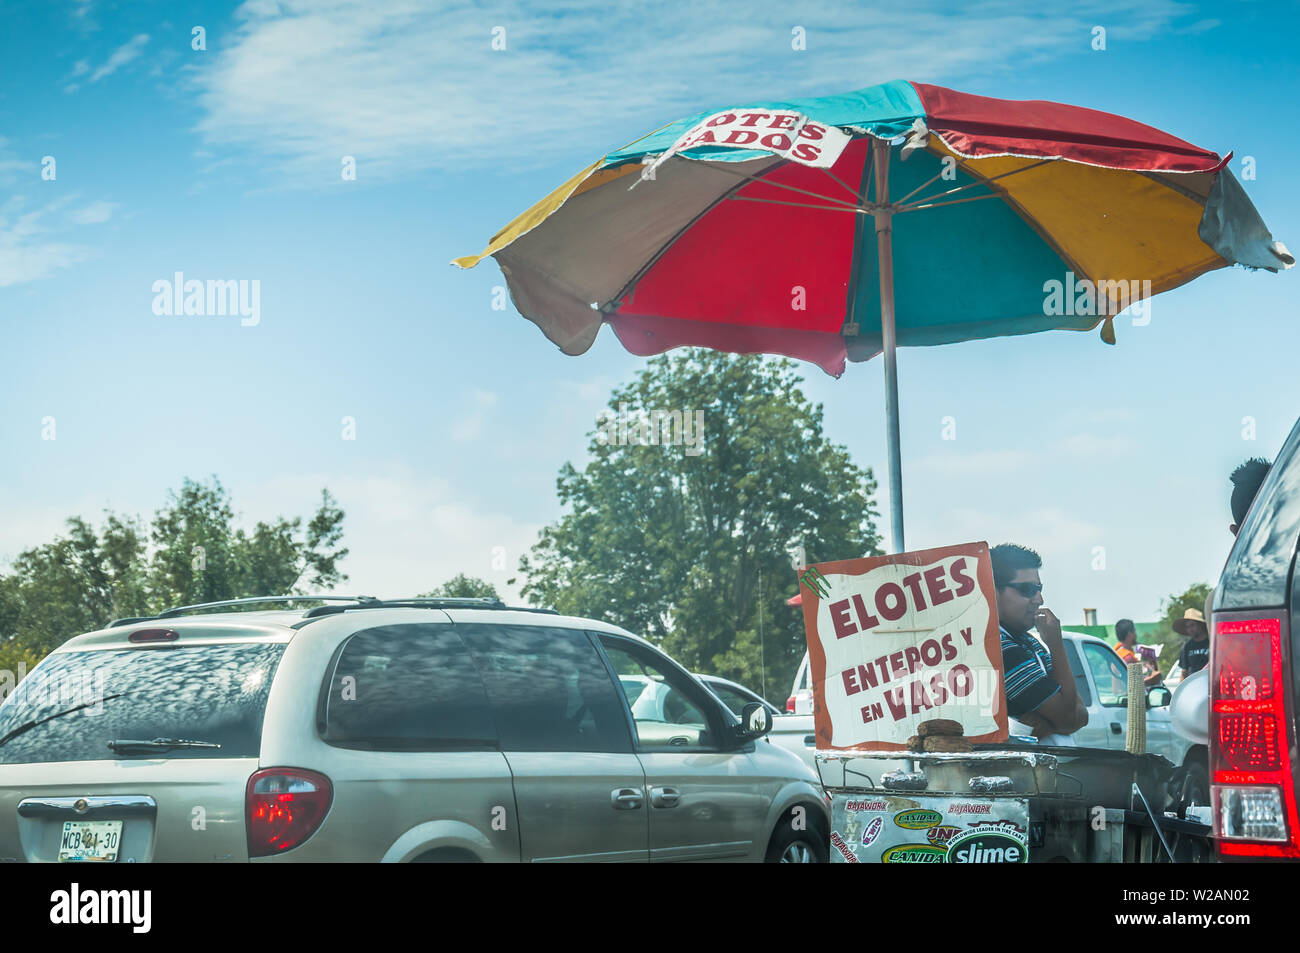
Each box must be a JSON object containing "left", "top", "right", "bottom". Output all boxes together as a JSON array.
[{"left": 816, "top": 746, "right": 1212, "bottom": 863}]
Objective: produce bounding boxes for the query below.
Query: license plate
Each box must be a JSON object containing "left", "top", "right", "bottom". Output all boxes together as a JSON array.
[{"left": 58, "top": 820, "right": 123, "bottom": 862}]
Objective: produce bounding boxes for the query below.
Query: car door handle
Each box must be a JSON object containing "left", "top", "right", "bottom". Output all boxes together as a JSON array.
[
  {"left": 650, "top": 786, "right": 680, "bottom": 808},
  {"left": 611, "top": 788, "right": 644, "bottom": 810},
  {"left": 1110, "top": 723, "right": 1123, "bottom": 734},
  {"left": 803, "top": 735, "right": 816, "bottom": 746}
]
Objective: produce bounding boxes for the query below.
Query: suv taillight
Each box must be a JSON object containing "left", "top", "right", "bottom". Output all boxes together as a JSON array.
[
  {"left": 786, "top": 695, "right": 796, "bottom": 713},
  {"left": 1210, "top": 615, "right": 1300, "bottom": 858},
  {"left": 246, "top": 767, "right": 333, "bottom": 857}
]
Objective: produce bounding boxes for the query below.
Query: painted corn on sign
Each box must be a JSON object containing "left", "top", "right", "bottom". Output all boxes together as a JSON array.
[
  {"left": 829, "top": 794, "right": 1029, "bottom": 864},
  {"left": 799, "top": 542, "right": 1008, "bottom": 750}
]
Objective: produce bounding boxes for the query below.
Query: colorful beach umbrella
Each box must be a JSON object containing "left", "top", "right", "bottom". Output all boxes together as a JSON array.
[{"left": 455, "top": 79, "right": 1291, "bottom": 551}]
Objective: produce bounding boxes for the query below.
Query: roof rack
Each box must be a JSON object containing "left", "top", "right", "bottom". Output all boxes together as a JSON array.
[
  {"left": 108, "top": 595, "right": 379, "bottom": 627},
  {"left": 299, "top": 597, "right": 559, "bottom": 619}
]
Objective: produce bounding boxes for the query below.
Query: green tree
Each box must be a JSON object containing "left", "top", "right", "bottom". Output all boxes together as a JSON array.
[
  {"left": 149, "top": 477, "right": 348, "bottom": 608},
  {"left": 1151, "top": 582, "right": 1212, "bottom": 676},
  {"left": 0, "top": 637, "right": 42, "bottom": 701},
  {"left": 0, "top": 514, "right": 148, "bottom": 653},
  {"left": 0, "top": 478, "right": 348, "bottom": 658},
  {"left": 149, "top": 478, "right": 242, "bottom": 608},
  {"left": 420, "top": 574, "right": 500, "bottom": 599},
  {"left": 520, "top": 351, "right": 881, "bottom": 698}
]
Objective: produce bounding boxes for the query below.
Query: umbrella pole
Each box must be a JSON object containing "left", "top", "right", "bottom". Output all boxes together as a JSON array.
[{"left": 872, "top": 140, "right": 905, "bottom": 553}]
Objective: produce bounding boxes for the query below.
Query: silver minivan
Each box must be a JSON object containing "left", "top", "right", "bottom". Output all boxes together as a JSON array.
[{"left": 0, "top": 597, "right": 829, "bottom": 863}]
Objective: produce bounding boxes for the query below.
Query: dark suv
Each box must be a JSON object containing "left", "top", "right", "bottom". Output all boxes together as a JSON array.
[{"left": 1212, "top": 416, "right": 1300, "bottom": 858}]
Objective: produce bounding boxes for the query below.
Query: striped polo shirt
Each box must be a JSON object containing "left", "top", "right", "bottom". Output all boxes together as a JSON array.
[{"left": 1000, "top": 624, "right": 1060, "bottom": 718}]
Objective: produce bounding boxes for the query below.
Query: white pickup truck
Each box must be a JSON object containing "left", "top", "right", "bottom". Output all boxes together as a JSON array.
[{"left": 776, "top": 633, "right": 1206, "bottom": 801}]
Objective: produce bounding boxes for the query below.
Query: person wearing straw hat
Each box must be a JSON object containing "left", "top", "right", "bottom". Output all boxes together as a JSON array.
[{"left": 1174, "top": 608, "right": 1211, "bottom": 677}]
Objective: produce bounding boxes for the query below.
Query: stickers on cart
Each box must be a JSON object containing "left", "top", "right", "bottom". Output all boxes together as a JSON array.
[
  {"left": 829, "top": 831, "right": 860, "bottom": 863},
  {"left": 798, "top": 541, "right": 1007, "bottom": 750},
  {"left": 880, "top": 844, "right": 947, "bottom": 864},
  {"left": 830, "top": 793, "right": 1029, "bottom": 863},
  {"left": 893, "top": 808, "right": 943, "bottom": 830},
  {"left": 946, "top": 821, "right": 1029, "bottom": 864},
  {"left": 925, "top": 825, "right": 963, "bottom": 845}
]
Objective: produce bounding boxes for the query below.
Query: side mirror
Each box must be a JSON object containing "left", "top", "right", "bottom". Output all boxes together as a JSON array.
[
  {"left": 1147, "top": 687, "right": 1172, "bottom": 709},
  {"left": 738, "top": 702, "right": 773, "bottom": 740}
]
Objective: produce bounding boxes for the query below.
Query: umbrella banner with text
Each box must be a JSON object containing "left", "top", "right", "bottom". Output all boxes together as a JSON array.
[{"left": 799, "top": 542, "right": 1008, "bottom": 750}]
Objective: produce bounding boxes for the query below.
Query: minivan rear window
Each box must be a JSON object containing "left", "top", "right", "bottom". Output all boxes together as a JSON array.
[
  {"left": 321, "top": 624, "right": 496, "bottom": 750},
  {"left": 0, "top": 643, "right": 285, "bottom": 765}
]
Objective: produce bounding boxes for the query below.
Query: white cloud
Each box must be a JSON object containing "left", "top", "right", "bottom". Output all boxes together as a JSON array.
[
  {"left": 0, "top": 192, "right": 116, "bottom": 288},
  {"left": 189, "top": 0, "right": 1190, "bottom": 182},
  {"left": 1082, "top": 408, "right": 1136, "bottom": 425},
  {"left": 0, "top": 468, "right": 542, "bottom": 606},
  {"left": 89, "top": 33, "right": 149, "bottom": 83},
  {"left": 557, "top": 377, "right": 618, "bottom": 404},
  {"left": 232, "top": 468, "right": 539, "bottom": 601},
  {"left": 0, "top": 491, "right": 122, "bottom": 575},
  {"left": 0, "top": 138, "right": 30, "bottom": 184},
  {"left": 912, "top": 448, "right": 1033, "bottom": 476},
  {"left": 1057, "top": 432, "right": 1135, "bottom": 457},
  {"left": 450, "top": 388, "right": 500, "bottom": 441},
  {"left": 0, "top": 196, "right": 93, "bottom": 288},
  {"left": 909, "top": 505, "right": 1102, "bottom": 555},
  {"left": 68, "top": 200, "right": 117, "bottom": 225}
]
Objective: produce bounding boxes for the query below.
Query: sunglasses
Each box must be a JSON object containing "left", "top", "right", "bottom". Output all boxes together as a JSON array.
[{"left": 1005, "top": 582, "right": 1043, "bottom": 598}]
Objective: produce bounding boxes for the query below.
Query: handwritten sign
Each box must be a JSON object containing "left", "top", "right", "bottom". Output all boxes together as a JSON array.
[
  {"left": 799, "top": 542, "right": 1007, "bottom": 750},
  {"left": 637, "top": 109, "right": 852, "bottom": 184}
]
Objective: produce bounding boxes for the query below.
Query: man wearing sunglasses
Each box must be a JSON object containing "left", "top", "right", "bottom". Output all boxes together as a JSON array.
[{"left": 992, "top": 543, "right": 1088, "bottom": 744}]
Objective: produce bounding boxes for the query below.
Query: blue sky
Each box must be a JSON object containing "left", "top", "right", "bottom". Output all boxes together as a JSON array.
[{"left": 1, "top": 0, "right": 1296, "bottom": 633}]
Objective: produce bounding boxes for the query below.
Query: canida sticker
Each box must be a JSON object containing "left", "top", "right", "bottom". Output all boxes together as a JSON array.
[
  {"left": 881, "top": 844, "right": 947, "bottom": 864},
  {"left": 894, "top": 809, "right": 943, "bottom": 830},
  {"left": 860, "top": 816, "right": 884, "bottom": 847}
]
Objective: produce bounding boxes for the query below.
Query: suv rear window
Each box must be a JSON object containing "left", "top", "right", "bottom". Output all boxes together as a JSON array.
[{"left": 0, "top": 643, "right": 285, "bottom": 765}]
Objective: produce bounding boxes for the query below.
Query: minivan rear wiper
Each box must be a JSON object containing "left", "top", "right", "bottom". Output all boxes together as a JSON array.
[
  {"left": 0, "top": 693, "right": 133, "bottom": 748},
  {"left": 106, "top": 738, "right": 223, "bottom": 754}
]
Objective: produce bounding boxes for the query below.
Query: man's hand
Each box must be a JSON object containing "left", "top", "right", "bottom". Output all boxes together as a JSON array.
[
  {"left": 1026, "top": 608, "right": 1089, "bottom": 735},
  {"left": 1016, "top": 710, "right": 1053, "bottom": 738},
  {"left": 1035, "top": 607, "right": 1063, "bottom": 644}
]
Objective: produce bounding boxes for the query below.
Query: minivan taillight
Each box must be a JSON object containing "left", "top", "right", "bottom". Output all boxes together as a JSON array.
[
  {"left": 246, "top": 767, "right": 333, "bottom": 857},
  {"left": 1210, "top": 615, "right": 1300, "bottom": 858}
]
